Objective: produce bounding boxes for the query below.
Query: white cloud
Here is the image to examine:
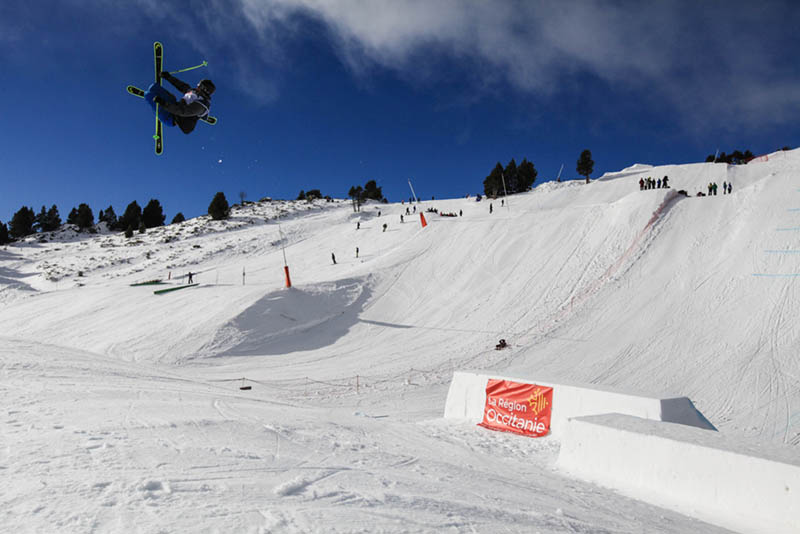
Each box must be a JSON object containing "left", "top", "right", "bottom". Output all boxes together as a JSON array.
[{"left": 231, "top": 0, "right": 800, "bottom": 128}]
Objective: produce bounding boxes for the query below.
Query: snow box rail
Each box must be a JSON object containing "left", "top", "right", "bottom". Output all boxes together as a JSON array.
[{"left": 153, "top": 284, "right": 199, "bottom": 295}]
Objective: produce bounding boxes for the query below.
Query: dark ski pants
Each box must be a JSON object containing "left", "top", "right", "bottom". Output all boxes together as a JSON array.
[{"left": 145, "top": 84, "right": 177, "bottom": 127}]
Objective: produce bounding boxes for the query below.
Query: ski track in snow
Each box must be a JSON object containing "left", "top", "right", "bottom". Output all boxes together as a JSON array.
[{"left": 4, "top": 153, "right": 800, "bottom": 532}]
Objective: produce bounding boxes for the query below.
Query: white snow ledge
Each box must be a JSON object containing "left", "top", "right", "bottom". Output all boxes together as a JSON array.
[
  {"left": 557, "top": 414, "right": 800, "bottom": 534},
  {"left": 443, "top": 371, "right": 715, "bottom": 435}
]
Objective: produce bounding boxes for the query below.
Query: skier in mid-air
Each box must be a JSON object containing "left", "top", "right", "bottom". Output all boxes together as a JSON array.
[{"left": 146, "top": 72, "right": 216, "bottom": 134}]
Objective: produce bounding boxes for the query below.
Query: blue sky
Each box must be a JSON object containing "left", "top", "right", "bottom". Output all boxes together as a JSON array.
[{"left": 2, "top": 0, "right": 800, "bottom": 223}]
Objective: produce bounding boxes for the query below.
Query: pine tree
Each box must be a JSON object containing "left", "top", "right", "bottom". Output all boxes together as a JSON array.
[
  {"left": 35, "top": 206, "right": 47, "bottom": 233},
  {"left": 363, "top": 180, "right": 384, "bottom": 201},
  {"left": 348, "top": 186, "right": 364, "bottom": 212},
  {"left": 208, "top": 192, "right": 230, "bottom": 220},
  {"left": 483, "top": 162, "right": 504, "bottom": 197},
  {"left": 518, "top": 159, "right": 538, "bottom": 191},
  {"left": 120, "top": 201, "right": 142, "bottom": 231},
  {"left": 9, "top": 206, "right": 36, "bottom": 238},
  {"left": 297, "top": 190, "right": 306, "bottom": 201},
  {"left": 75, "top": 203, "right": 94, "bottom": 230},
  {"left": 124, "top": 225, "right": 134, "bottom": 238},
  {"left": 142, "top": 199, "right": 166, "bottom": 228},
  {"left": 138, "top": 221, "right": 146, "bottom": 234},
  {"left": 306, "top": 189, "right": 322, "bottom": 200},
  {"left": 577, "top": 149, "right": 594, "bottom": 184},
  {"left": 171, "top": 212, "right": 185, "bottom": 224},
  {"left": 0, "top": 221, "right": 9, "bottom": 245},
  {"left": 100, "top": 205, "right": 118, "bottom": 230},
  {"left": 67, "top": 208, "right": 79, "bottom": 226},
  {"left": 40, "top": 205, "right": 61, "bottom": 232},
  {"left": 504, "top": 158, "right": 518, "bottom": 194}
]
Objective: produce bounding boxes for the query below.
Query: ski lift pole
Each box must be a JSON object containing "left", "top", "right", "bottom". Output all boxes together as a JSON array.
[
  {"left": 501, "top": 172, "right": 510, "bottom": 210},
  {"left": 278, "top": 223, "right": 291, "bottom": 288},
  {"left": 408, "top": 179, "right": 427, "bottom": 228},
  {"left": 169, "top": 61, "right": 208, "bottom": 74},
  {"left": 407, "top": 178, "right": 419, "bottom": 203}
]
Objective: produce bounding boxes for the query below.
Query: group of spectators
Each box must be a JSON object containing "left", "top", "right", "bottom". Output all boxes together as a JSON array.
[
  {"left": 639, "top": 174, "right": 734, "bottom": 198},
  {"left": 698, "top": 182, "right": 733, "bottom": 197},
  {"left": 639, "top": 176, "right": 670, "bottom": 190}
]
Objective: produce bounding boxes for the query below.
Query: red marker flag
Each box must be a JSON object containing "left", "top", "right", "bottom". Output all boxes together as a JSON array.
[{"left": 479, "top": 379, "right": 553, "bottom": 437}]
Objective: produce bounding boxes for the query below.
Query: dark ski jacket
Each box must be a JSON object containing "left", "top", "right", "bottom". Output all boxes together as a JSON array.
[{"left": 161, "top": 73, "right": 211, "bottom": 134}]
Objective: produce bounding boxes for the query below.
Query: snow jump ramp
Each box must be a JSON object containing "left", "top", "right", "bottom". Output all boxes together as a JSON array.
[
  {"left": 558, "top": 414, "right": 800, "bottom": 534},
  {"left": 443, "top": 371, "right": 715, "bottom": 434},
  {"left": 445, "top": 372, "right": 798, "bottom": 534}
]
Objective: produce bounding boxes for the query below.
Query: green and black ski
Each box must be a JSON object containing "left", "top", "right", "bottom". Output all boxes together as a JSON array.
[
  {"left": 126, "top": 86, "right": 217, "bottom": 125},
  {"left": 154, "top": 42, "right": 164, "bottom": 155}
]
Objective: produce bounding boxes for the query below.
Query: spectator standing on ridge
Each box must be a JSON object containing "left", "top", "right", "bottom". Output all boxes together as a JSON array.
[
  {"left": 356, "top": 221, "right": 360, "bottom": 230},
  {"left": 356, "top": 247, "right": 359, "bottom": 258},
  {"left": 722, "top": 181, "right": 727, "bottom": 194},
  {"left": 728, "top": 182, "right": 733, "bottom": 194},
  {"left": 459, "top": 209, "right": 462, "bottom": 217},
  {"left": 400, "top": 214, "right": 404, "bottom": 223},
  {"left": 708, "top": 183, "right": 713, "bottom": 195},
  {"left": 639, "top": 177, "right": 644, "bottom": 190},
  {"left": 490, "top": 203, "right": 493, "bottom": 214},
  {"left": 657, "top": 178, "right": 662, "bottom": 189},
  {"left": 712, "top": 183, "right": 718, "bottom": 195},
  {"left": 663, "top": 176, "right": 669, "bottom": 188},
  {"left": 382, "top": 223, "right": 387, "bottom": 232},
  {"left": 187, "top": 271, "right": 193, "bottom": 284},
  {"left": 331, "top": 252, "right": 336, "bottom": 265}
]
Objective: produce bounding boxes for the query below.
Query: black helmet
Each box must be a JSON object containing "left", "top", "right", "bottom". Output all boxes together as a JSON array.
[{"left": 197, "top": 79, "right": 215, "bottom": 96}]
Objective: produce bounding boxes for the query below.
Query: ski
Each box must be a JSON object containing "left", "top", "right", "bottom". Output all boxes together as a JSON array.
[
  {"left": 126, "top": 85, "right": 217, "bottom": 125},
  {"left": 154, "top": 42, "right": 163, "bottom": 155}
]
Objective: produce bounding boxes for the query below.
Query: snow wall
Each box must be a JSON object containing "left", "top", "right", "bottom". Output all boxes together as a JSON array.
[
  {"left": 443, "top": 371, "right": 715, "bottom": 435},
  {"left": 557, "top": 414, "right": 800, "bottom": 534}
]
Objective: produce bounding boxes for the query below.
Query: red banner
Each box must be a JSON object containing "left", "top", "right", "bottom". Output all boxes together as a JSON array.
[{"left": 479, "top": 379, "right": 553, "bottom": 437}]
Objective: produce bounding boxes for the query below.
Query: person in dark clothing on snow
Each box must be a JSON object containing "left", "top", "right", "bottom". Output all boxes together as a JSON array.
[
  {"left": 331, "top": 253, "right": 336, "bottom": 265},
  {"left": 147, "top": 73, "right": 215, "bottom": 134}
]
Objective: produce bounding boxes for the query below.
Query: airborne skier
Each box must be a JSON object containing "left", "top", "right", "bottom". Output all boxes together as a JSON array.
[{"left": 147, "top": 73, "right": 216, "bottom": 135}]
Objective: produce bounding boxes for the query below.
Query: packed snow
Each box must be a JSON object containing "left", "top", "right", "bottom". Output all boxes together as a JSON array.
[{"left": 2, "top": 150, "right": 799, "bottom": 533}]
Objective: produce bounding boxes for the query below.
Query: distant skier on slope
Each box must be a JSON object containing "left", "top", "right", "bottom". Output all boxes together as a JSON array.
[{"left": 147, "top": 73, "right": 216, "bottom": 134}]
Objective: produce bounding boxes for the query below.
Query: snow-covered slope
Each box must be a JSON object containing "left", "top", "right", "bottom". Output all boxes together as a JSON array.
[{"left": 2, "top": 150, "right": 798, "bottom": 532}]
